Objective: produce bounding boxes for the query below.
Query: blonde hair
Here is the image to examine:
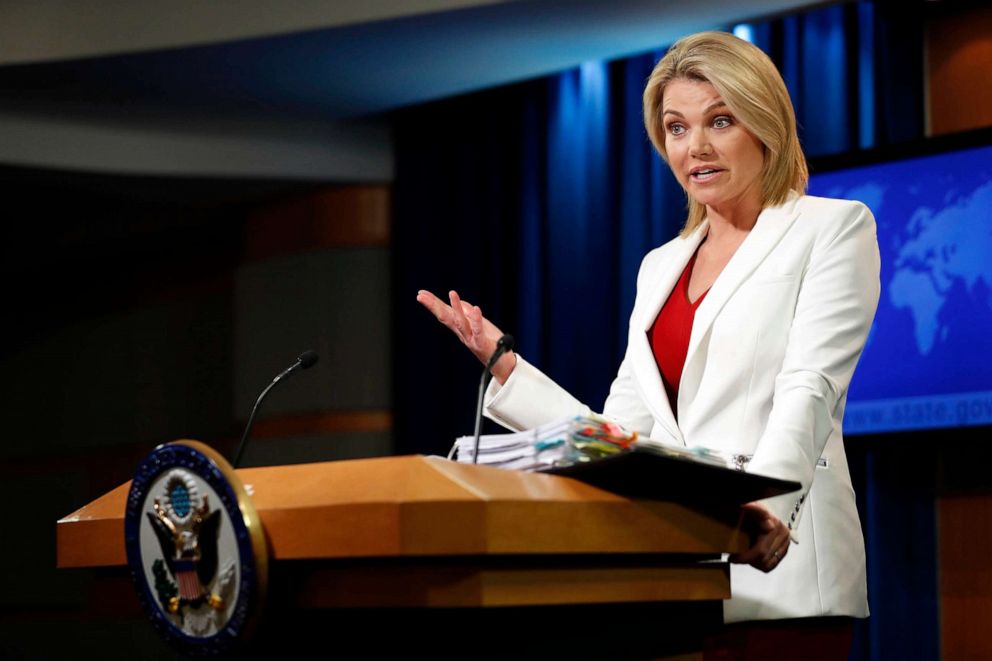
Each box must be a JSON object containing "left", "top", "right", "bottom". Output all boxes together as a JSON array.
[{"left": 643, "top": 31, "right": 808, "bottom": 235}]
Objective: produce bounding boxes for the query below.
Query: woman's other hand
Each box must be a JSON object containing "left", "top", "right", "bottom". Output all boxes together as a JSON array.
[
  {"left": 416, "top": 289, "right": 517, "bottom": 384},
  {"left": 729, "top": 502, "right": 791, "bottom": 573}
]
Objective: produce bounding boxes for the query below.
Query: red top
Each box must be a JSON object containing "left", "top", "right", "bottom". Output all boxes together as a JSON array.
[{"left": 649, "top": 252, "right": 709, "bottom": 419}]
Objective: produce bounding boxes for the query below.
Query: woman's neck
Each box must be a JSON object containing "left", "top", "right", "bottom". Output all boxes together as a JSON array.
[{"left": 703, "top": 196, "right": 763, "bottom": 244}]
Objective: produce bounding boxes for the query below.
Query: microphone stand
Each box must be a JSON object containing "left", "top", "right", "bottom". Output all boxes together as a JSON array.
[
  {"left": 232, "top": 350, "right": 318, "bottom": 468},
  {"left": 471, "top": 335, "right": 514, "bottom": 464}
]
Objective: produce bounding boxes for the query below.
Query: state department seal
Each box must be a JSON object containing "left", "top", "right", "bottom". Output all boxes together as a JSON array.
[{"left": 125, "top": 440, "right": 268, "bottom": 656}]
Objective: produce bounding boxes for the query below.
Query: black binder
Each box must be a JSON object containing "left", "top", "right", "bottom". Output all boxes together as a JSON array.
[{"left": 543, "top": 445, "right": 800, "bottom": 504}]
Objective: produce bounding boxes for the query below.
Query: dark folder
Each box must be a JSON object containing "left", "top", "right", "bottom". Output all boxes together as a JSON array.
[{"left": 543, "top": 444, "right": 800, "bottom": 504}]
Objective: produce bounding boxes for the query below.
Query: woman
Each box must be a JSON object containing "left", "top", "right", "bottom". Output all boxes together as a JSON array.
[{"left": 417, "top": 31, "right": 878, "bottom": 638}]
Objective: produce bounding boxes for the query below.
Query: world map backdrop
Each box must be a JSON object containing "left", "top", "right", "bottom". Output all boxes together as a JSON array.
[{"left": 809, "top": 144, "right": 992, "bottom": 433}]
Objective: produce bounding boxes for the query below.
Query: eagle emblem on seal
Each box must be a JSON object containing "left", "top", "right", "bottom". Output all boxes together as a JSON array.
[{"left": 145, "top": 470, "right": 236, "bottom": 623}]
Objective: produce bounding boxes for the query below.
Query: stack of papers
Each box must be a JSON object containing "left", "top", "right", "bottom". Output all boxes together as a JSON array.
[
  {"left": 452, "top": 414, "right": 640, "bottom": 471},
  {"left": 452, "top": 417, "right": 574, "bottom": 471},
  {"left": 453, "top": 414, "right": 736, "bottom": 472},
  {"left": 633, "top": 437, "right": 731, "bottom": 468}
]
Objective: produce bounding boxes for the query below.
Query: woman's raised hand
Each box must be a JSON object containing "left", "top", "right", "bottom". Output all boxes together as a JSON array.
[{"left": 416, "top": 289, "right": 517, "bottom": 384}]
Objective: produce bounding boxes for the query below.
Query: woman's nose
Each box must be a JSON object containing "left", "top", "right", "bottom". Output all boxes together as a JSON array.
[{"left": 689, "top": 130, "right": 712, "bottom": 157}]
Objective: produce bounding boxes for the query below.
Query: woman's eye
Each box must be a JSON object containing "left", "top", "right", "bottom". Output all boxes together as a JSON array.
[
  {"left": 668, "top": 123, "right": 685, "bottom": 136},
  {"left": 713, "top": 116, "right": 733, "bottom": 128}
]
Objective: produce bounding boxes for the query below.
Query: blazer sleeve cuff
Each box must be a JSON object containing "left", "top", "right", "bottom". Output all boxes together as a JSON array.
[
  {"left": 755, "top": 489, "right": 806, "bottom": 544},
  {"left": 744, "top": 445, "right": 809, "bottom": 544},
  {"left": 484, "top": 354, "right": 590, "bottom": 432}
]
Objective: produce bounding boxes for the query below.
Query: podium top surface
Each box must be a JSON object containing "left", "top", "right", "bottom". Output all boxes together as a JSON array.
[{"left": 57, "top": 454, "right": 748, "bottom": 569}]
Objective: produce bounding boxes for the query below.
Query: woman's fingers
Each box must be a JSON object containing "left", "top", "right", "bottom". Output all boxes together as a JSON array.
[
  {"left": 451, "top": 295, "right": 496, "bottom": 348},
  {"left": 418, "top": 290, "right": 463, "bottom": 337},
  {"left": 458, "top": 300, "right": 493, "bottom": 339},
  {"left": 416, "top": 289, "right": 516, "bottom": 382},
  {"left": 729, "top": 545, "right": 763, "bottom": 567},
  {"left": 416, "top": 289, "right": 467, "bottom": 338},
  {"left": 416, "top": 290, "right": 448, "bottom": 321},
  {"left": 448, "top": 290, "right": 470, "bottom": 339},
  {"left": 455, "top": 298, "right": 507, "bottom": 343},
  {"left": 762, "top": 527, "right": 790, "bottom": 566},
  {"left": 417, "top": 289, "right": 504, "bottom": 366},
  {"left": 456, "top": 299, "right": 498, "bottom": 358},
  {"left": 468, "top": 305, "right": 485, "bottom": 342},
  {"left": 730, "top": 502, "right": 790, "bottom": 573}
]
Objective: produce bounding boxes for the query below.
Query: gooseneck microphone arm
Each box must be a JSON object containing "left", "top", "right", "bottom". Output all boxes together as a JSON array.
[
  {"left": 471, "top": 335, "right": 515, "bottom": 464},
  {"left": 232, "top": 350, "right": 319, "bottom": 468}
]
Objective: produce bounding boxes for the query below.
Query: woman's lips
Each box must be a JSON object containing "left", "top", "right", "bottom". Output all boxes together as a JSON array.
[{"left": 689, "top": 168, "right": 724, "bottom": 182}]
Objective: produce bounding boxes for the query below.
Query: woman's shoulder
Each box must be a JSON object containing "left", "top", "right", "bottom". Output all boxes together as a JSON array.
[
  {"left": 794, "top": 194, "right": 875, "bottom": 222},
  {"left": 788, "top": 194, "right": 877, "bottom": 242}
]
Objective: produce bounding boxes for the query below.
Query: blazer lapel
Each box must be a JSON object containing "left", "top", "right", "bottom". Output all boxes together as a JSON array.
[
  {"left": 627, "top": 224, "right": 708, "bottom": 444},
  {"left": 680, "top": 196, "right": 802, "bottom": 406}
]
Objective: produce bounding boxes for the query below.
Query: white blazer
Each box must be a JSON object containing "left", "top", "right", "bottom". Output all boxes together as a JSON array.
[{"left": 484, "top": 194, "right": 879, "bottom": 622}]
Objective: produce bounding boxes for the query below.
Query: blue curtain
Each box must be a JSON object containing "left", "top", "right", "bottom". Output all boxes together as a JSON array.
[
  {"left": 392, "top": 55, "right": 686, "bottom": 450},
  {"left": 392, "top": 2, "right": 931, "bottom": 659},
  {"left": 535, "top": 57, "right": 688, "bottom": 405}
]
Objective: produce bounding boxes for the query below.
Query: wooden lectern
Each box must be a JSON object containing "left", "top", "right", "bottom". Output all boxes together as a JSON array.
[{"left": 57, "top": 454, "right": 781, "bottom": 658}]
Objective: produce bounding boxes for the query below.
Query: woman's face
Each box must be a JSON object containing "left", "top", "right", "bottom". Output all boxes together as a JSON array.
[{"left": 662, "top": 78, "right": 765, "bottom": 217}]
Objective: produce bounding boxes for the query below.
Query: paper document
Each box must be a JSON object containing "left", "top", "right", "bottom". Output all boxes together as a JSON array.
[{"left": 453, "top": 414, "right": 736, "bottom": 472}]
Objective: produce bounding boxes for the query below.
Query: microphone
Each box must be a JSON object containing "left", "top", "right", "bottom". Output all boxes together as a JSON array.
[
  {"left": 471, "top": 335, "right": 515, "bottom": 465},
  {"left": 232, "top": 350, "right": 319, "bottom": 467}
]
